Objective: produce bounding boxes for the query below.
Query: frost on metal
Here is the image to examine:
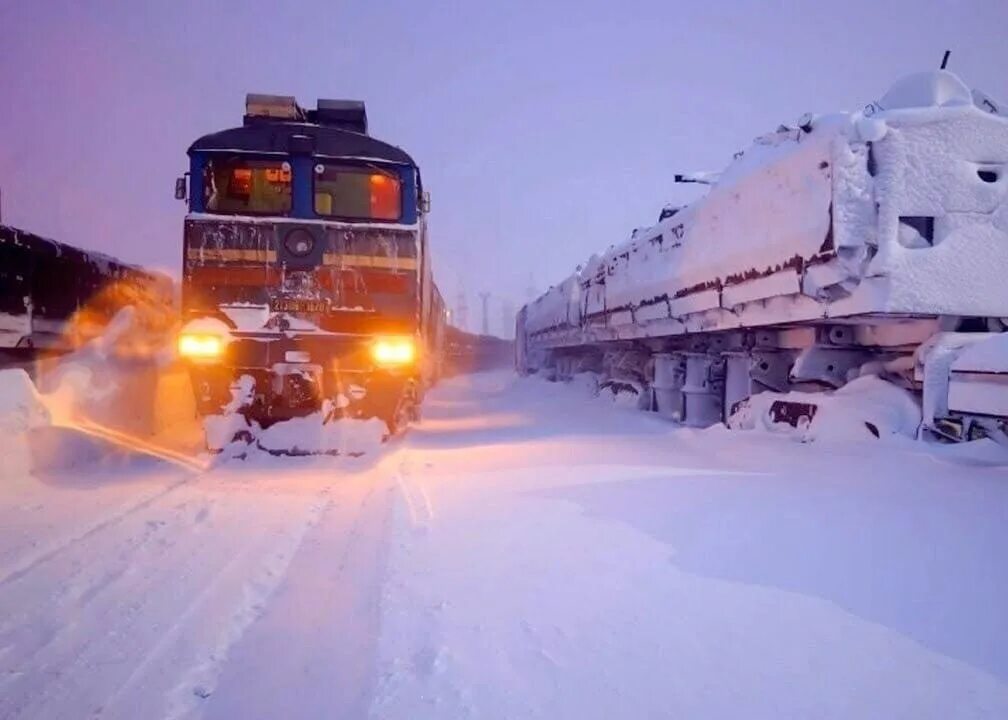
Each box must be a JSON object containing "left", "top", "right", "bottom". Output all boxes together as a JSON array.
[{"left": 182, "top": 218, "right": 420, "bottom": 330}]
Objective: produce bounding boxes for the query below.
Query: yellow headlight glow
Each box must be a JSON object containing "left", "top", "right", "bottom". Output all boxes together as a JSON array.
[
  {"left": 371, "top": 336, "right": 416, "bottom": 366},
  {"left": 178, "top": 333, "right": 224, "bottom": 360}
]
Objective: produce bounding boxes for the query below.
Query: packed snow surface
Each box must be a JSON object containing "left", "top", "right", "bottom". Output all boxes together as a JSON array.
[{"left": 2, "top": 370, "right": 1008, "bottom": 718}]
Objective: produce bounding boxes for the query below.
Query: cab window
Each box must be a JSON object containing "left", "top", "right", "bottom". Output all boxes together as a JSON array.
[
  {"left": 313, "top": 164, "right": 401, "bottom": 221},
  {"left": 203, "top": 157, "right": 292, "bottom": 215}
]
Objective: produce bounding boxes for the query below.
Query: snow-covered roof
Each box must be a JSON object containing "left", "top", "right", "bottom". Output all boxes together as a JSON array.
[{"left": 878, "top": 70, "right": 974, "bottom": 111}]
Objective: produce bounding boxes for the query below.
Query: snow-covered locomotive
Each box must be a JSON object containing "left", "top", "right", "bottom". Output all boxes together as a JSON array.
[
  {"left": 177, "top": 95, "right": 445, "bottom": 451},
  {"left": 517, "top": 70, "right": 1008, "bottom": 442}
]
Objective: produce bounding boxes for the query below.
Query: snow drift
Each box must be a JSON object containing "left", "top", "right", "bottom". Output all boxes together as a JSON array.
[
  {"left": 0, "top": 369, "right": 51, "bottom": 479},
  {"left": 728, "top": 375, "right": 922, "bottom": 442},
  {"left": 202, "top": 373, "right": 390, "bottom": 457}
]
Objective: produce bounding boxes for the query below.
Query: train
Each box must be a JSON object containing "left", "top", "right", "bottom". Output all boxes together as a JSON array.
[
  {"left": 0, "top": 224, "right": 173, "bottom": 366},
  {"left": 517, "top": 69, "right": 1008, "bottom": 442},
  {"left": 443, "top": 326, "right": 515, "bottom": 376},
  {"left": 176, "top": 94, "right": 446, "bottom": 451}
]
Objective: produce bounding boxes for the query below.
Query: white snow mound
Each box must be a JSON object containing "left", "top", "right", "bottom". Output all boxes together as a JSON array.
[
  {"left": 256, "top": 414, "right": 388, "bottom": 456},
  {"left": 0, "top": 369, "right": 52, "bottom": 479},
  {"left": 878, "top": 70, "right": 973, "bottom": 110},
  {"left": 729, "top": 375, "right": 921, "bottom": 442}
]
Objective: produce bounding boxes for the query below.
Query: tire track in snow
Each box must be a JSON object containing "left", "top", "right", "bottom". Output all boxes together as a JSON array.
[
  {"left": 157, "top": 493, "right": 333, "bottom": 720},
  {"left": 0, "top": 474, "right": 195, "bottom": 589},
  {"left": 0, "top": 490, "right": 217, "bottom": 669},
  {"left": 103, "top": 493, "right": 331, "bottom": 720},
  {"left": 202, "top": 475, "right": 397, "bottom": 720},
  {"left": 393, "top": 455, "right": 434, "bottom": 531},
  {"left": 0, "top": 487, "right": 231, "bottom": 716},
  {"left": 0, "top": 479, "right": 330, "bottom": 720}
]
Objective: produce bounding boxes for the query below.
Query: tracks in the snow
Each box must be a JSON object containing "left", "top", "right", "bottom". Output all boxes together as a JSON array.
[
  {"left": 0, "top": 411, "right": 437, "bottom": 718},
  {"left": 201, "top": 472, "right": 399, "bottom": 719},
  {"left": 0, "top": 477, "right": 195, "bottom": 589},
  {"left": 0, "top": 467, "right": 339, "bottom": 720}
]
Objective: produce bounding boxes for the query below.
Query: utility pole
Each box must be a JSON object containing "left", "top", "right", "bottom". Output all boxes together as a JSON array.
[
  {"left": 0, "top": 186, "right": 4, "bottom": 225},
  {"left": 479, "top": 292, "right": 490, "bottom": 336}
]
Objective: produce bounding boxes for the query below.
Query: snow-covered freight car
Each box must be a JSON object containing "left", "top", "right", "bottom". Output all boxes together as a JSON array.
[
  {"left": 516, "top": 69, "right": 1008, "bottom": 442},
  {"left": 0, "top": 225, "right": 174, "bottom": 364}
]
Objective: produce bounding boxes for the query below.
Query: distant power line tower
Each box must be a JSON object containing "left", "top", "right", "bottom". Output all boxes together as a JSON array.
[{"left": 479, "top": 292, "right": 490, "bottom": 336}]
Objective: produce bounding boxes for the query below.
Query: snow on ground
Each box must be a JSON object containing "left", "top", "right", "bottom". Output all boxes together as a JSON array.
[
  {"left": 1, "top": 369, "right": 1007, "bottom": 718},
  {"left": 0, "top": 369, "right": 51, "bottom": 480},
  {"left": 728, "top": 374, "right": 923, "bottom": 441}
]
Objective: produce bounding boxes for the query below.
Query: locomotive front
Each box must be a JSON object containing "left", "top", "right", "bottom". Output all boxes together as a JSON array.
[{"left": 177, "top": 94, "right": 442, "bottom": 450}]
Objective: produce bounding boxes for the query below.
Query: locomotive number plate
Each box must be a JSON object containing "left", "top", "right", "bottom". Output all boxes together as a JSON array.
[{"left": 270, "top": 298, "right": 329, "bottom": 313}]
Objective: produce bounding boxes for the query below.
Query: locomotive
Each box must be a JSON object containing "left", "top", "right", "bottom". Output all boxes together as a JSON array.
[
  {"left": 177, "top": 94, "right": 445, "bottom": 450},
  {"left": 517, "top": 70, "right": 1008, "bottom": 442}
]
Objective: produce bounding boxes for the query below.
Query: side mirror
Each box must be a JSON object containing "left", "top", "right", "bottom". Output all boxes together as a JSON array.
[
  {"left": 420, "top": 191, "right": 431, "bottom": 214},
  {"left": 174, "top": 176, "right": 187, "bottom": 201}
]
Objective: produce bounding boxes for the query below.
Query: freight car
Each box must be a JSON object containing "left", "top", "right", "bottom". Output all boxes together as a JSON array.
[
  {"left": 176, "top": 94, "right": 446, "bottom": 450},
  {"left": 517, "top": 70, "right": 1008, "bottom": 442},
  {"left": 0, "top": 224, "right": 173, "bottom": 365}
]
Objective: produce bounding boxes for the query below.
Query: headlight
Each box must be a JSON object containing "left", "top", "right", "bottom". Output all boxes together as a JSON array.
[
  {"left": 178, "top": 333, "right": 224, "bottom": 360},
  {"left": 371, "top": 336, "right": 416, "bottom": 366}
]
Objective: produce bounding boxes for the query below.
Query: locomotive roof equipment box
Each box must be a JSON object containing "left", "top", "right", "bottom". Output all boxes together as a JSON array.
[{"left": 244, "top": 94, "right": 368, "bottom": 134}]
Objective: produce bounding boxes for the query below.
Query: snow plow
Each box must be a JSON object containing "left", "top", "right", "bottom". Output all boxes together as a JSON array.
[
  {"left": 176, "top": 94, "right": 446, "bottom": 454},
  {"left": 517, "top": 68, "right": 1008, "bottom": 443}
]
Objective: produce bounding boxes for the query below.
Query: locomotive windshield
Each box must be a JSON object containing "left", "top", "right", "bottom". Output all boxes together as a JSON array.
[
  {"left": 313, "top": 163, "right": 401, "bottom": 221},
  {"left": 203, "top": 157, "right": 292, "bottom": 215}
]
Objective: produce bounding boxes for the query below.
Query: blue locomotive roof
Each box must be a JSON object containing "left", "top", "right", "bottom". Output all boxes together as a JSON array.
[{"left": 188, "top": 122, "right": 416, "bottom": 167}]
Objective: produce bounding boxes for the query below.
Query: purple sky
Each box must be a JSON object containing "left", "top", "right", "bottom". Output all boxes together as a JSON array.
[{"left": 1, "top": 0, "right": 1006, "bottom": 335}]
